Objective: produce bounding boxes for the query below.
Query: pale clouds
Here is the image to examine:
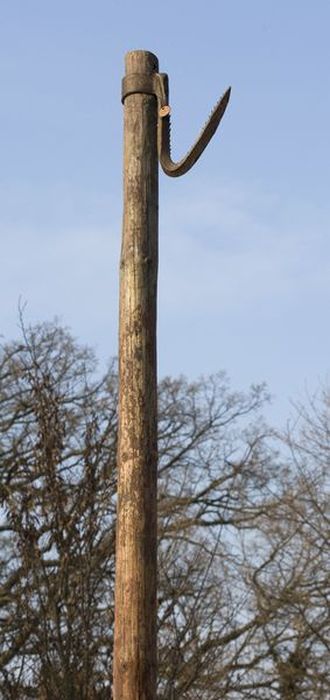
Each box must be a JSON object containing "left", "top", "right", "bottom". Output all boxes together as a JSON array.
[
  {"left": 1, "top": 176, "right": 329, "bottom": 426},
  {"left": 159, "top": 179, "right": 329, "bottom": 316},
  {"left": 1, "top": 222, "right": 120, "bottom": 360},
  {"left": 157, "top": 177, "right": 329, "bottom": 420}
]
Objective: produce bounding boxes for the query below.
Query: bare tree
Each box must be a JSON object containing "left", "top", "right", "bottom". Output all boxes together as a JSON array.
[
  {"left": 0, "top": 322, "right": 329, "bottom": 698},
  {"left": 0, "top": 322, "right": 117, "bottom": 698}
]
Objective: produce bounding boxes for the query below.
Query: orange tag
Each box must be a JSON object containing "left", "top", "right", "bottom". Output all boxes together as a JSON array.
[{"left": 159, "top": 105, "right": 171, "bottom": 118}]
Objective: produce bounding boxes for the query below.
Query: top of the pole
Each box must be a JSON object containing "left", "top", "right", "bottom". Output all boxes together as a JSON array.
[
  {"left": 125, "top": 50, "right": 159, "bottom": 75},
  {"left": 122, "top": 49, "right": 231, "bottom": 178}
]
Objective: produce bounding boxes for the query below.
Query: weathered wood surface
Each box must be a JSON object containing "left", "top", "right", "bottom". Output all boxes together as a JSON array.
[{"left": 113, "top": 50, "right": 159, "bottom": 700}]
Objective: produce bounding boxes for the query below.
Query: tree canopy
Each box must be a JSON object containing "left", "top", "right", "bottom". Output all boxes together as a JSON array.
[{"left": 0, "top": 321, "right": 329, "bottom": 698}]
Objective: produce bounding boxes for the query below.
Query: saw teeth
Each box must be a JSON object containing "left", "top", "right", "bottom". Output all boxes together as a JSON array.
[{"left": 157, "top": 77, "right": 231, "bottom": 177}]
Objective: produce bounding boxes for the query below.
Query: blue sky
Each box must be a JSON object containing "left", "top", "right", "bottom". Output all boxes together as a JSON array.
[{"left": 1, "top": 1, "right": 329, "bottom": 425}]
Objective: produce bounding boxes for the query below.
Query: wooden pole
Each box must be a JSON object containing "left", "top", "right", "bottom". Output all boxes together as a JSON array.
[
  {"left": 113, "top": 50, "right": 159, "bottom": 700},
  {"left": 113, "top": 48, "right": 230, "bottom": 700}
]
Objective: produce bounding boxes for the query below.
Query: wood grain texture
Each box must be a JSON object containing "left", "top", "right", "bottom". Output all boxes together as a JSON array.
[{"left": 113, "top": 50, "right": 159, "bottom": 700}]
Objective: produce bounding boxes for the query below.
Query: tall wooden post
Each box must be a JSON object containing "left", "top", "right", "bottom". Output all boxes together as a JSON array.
[
  {"left": 113, "top": 49, "right": 230, "bottom": 700},
  {"left": 113, "top": 50, "right": 159, "bottom": 700}
]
